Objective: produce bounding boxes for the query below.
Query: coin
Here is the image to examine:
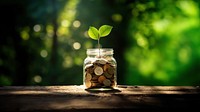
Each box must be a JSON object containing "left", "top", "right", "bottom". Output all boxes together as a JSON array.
[
  {"left": 85, "top": 66, "right": 94, "bottom": 74},
  {"left": 104, "top": 72, "right": 113, "bottom": 78},
  {"left": 107, "top": 67, "right": 115, "bottom": 75},
  {"left": 97, "top": 59, "right": 107, "bottom": 64},
  {"left": 103, "top": 79, "right": 111, "bottom": 86},
  {"left": 85, "top": 80, "right": 92, "bottom": 88},
  {"left": 84, "top": 57, "right": 117, "bottom": 89},
  {"left": 85, "top": 73, "right": 92, "bottom": 81},
  {"left": 91, "top": 82, "right": 101, "bottom": 87},
  {"left": 94, "top": 66, "right": 103, "bottom": 76},
  {"left": 103, "top": 64, "right": 110, "bottom": 71},
  {"left": 98, "top": 75, "right": 106, "bottom": 83},
  {"left": 91, "top": 75, "right": 99, "bottom": 81}
]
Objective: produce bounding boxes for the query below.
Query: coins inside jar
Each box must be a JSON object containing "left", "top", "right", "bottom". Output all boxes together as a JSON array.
[{"left": 84, "top": 58, "right": 116, "bottom": 89}]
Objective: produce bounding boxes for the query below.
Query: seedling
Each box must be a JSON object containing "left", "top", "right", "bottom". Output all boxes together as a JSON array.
[{"left": 88, "top": 25, "right": 113, "bottom": 56}]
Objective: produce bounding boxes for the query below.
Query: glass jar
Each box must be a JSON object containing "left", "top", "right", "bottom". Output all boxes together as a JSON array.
[{"left": 83, "top": 48, "right": 117, "bottom": 90}]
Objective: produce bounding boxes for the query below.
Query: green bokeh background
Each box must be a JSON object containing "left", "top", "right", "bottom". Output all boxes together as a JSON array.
[{"left": 0, "top": 0, "right": 199, "bottom": 86}]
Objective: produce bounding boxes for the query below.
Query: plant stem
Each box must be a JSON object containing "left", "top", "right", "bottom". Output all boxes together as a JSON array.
[{"left": 98, "top": 38, "right": 100, "bottom": 57}]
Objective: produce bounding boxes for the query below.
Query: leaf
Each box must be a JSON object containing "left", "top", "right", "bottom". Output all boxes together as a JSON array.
[
  {"left": 88, "top": 26, "right": 99, "bottom": 40},
  {"left": 99, "top": 25, "right": 113, "bottom": 37}
]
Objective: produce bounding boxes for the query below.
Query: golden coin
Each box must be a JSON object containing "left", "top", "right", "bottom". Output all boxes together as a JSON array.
[
  {"left": 104, "top": 72, "right": 113, "bottom": 78},
  {"left": 91, "top": 75, "right": 99, "bottom": 81},
  {"left": 94, "top": 66, "right": 103, "bottom": 76},
  {"left": 85, "top": 80, "right": 91, "bottom": 88},
  {"left": 85, "top": 73, "right": 92, "bottom": 81},
  {"left": 91, "top": 82, "right": 101, "bottom": 87},
  {"left": 107, "top": 67, "right": 115, "bottom": 75},
  {"left": 97, "top": 59, "right": 107, "bottom": 64},
  {"left": 86, "top": 66, "right": 94, "bottom": 74},
  {"left": 103, "top": 79, "right": 111, "bottom": 86},
  {"left": 90, "top": 80, "right": 99, "bottom": 83},
  {"left": 98, "top": 75, "right": 106, "bottom": 83},
  {"left": 103, "top": 64, "right": 110, "bottom": 71}
]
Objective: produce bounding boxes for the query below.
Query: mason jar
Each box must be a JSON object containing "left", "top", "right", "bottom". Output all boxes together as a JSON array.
[{"left": 83, "top": 48, "right": 117, "bottom": 90}]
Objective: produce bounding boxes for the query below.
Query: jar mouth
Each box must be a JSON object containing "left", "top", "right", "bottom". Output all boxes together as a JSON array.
[{"left": 87, "top": 48, "right": 113, "bottom": 55}]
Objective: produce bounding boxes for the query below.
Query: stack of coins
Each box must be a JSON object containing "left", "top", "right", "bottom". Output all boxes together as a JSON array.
[{"left": 84, "top": 58, "right": 116, "bottom": 89}]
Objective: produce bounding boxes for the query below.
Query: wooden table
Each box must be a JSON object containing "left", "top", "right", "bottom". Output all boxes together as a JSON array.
[{"left": 0, "top": 85, "right": 200, "bottom": 112}]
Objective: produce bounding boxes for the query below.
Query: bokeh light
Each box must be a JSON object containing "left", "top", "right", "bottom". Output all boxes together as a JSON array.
[
  {"left": 33, "top": 75, "right": 42, "bottom": 83},
  {"left": 73, "top": 42, "right": 81, "bottom": 50},
  {"left": 40, "top": 50, "right": 48, "bottom": 58},
  {"left": 73, "top": 20, "right": 81, "bottom": 28},
  {"left": 33, "top": 24, "right": 41, "bottom": 32}
]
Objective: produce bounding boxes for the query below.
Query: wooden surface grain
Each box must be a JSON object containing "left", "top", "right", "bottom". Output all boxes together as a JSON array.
[{"left": 0, "top": 85, "right": 200, "bottom": 112}]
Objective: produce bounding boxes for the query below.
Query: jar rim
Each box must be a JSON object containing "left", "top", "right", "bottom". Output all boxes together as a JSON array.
[{"left": 87, "top": 48, "right": 113, "bottom": 55}]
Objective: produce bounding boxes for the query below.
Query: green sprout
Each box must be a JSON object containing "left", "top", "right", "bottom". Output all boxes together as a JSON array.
[{"left": 88, "top": 25, "right": 113, "bottom": 56}]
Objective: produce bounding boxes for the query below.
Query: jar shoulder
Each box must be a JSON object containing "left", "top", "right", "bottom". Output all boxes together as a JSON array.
[{"left": 84, "top": 57, "right": 117, "bottom": 65}]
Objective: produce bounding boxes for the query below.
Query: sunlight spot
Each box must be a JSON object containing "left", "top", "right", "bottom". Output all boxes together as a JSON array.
[
  {"left": 33, "top": 75, "right": 42, "bottom": 83},
  {"left": 63, "top": 56, "right": 73, "bottom": 68},
  {"left": 73, "top": 42, "right": 81, "bottom": 50},
  {"left": 73, "top": 20, "right": 81, "bottom": 28},
  {"left": 84, "top": 41, "right": 93, "bottom": 49},
  {"left": 137, "top": 38, "right": 145, "bottom": 47},
  {"left": 20, "top": 31, "right": 29, "bottom": 40},
  {"left": 33, "top": 24, "right": 41, "bottom": 32},
  {"left": 84, "top": 31, "right": 89, "bottom": 38},
  {"left": 176, "top": 0, "right": 198, "bottom": 16},
  {"left": 138, "top": 59, "right": 155, "bottom": 76},
  {"left": 178, "top": 48, "right": 190, "bottom": 63},
  {"left": 112, "top": 14, "right": 122, "bottom": 22},
  {"left": 154, "top": 71, "right": 169, "bottom": 82},
  {"left": 61, "top": 20, "right": 70, "bottom": 27},
  {"left": 136, "top": 4, "right": 146, "bottom": 11},
  {"left": 40, "top": 50, "right": 48, "bottom": 58},
  {"left": 153, "top": 19, "right": 170, "bottom": 33},
  {"left": 46, "top": 25, "right": 54, "bottom": 38},
  {"left": 74, "top": 57, "right": 83, "bottom": 66},
  {"left": 135, "top": 33, "right": 148, "bottom": 49},
  {"left": 57, "top": 27, "right": 69, "bottom": 36}
]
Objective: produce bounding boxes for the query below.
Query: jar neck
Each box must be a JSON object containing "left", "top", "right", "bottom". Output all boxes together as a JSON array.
[{"left": 87, "top": 48, "right": 113, "bottom": 57}]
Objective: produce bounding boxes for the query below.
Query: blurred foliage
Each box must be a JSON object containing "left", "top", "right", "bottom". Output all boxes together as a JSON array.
[
  {"left": 125, "top": 0, "right": 200, "bottom": 85},
  {"left": 0, "top": 0, "right": 199, "bottom": 86}
]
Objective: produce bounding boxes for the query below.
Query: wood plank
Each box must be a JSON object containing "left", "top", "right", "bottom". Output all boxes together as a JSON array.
[{"left": 0, "top": 85, "right": 200, "bottom": 112}]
